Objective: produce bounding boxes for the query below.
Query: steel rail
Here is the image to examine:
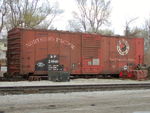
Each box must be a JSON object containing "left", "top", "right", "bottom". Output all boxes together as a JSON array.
[{"left": 0, "top": 83, "right": 150, "bottom": 95}]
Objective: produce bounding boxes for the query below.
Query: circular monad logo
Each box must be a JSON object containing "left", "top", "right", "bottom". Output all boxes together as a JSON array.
[{"left": 117, "top": 39, "right": 129, "bottom": 56}]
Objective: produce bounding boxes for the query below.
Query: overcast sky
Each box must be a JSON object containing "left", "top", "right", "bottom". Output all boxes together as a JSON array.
[{"left": 53, "top": 0, "right": 150, "bottom": 35}]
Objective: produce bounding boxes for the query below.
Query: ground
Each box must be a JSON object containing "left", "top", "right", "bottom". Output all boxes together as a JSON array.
[
  {"left": 0, "top": 90, "right": 150, "bottom": 113},
  {"left": 1, "top": 78, "right": 150, "bottom": 87}
]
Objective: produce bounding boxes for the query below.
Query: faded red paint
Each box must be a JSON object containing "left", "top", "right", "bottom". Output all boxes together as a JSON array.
[
  {"left": 7, "top": 28, "right": 144, "bottom": 76},
  {"left": 119, "top": 70, "right": 148, "bottom": 80}
]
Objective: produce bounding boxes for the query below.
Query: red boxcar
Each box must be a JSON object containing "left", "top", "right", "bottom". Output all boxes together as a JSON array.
[{"left": 7, "top": 28, "right": 144, "bottom": 77}]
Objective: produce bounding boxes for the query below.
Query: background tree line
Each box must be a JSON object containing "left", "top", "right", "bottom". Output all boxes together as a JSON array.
[
  {"left": 0, "top": 0, "right": 113, "bottom": 35},
  {"left": 0, "top": 0, "right": 62, "bottom": 32},
  {"left": 0, "top": 0, "right": 149, "bottom": 37}
]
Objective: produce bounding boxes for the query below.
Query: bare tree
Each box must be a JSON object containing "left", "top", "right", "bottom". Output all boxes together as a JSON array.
[
  {"left": 68, "top": 20, "right": 83, "bottom": 32},
  {"left": 142, "top": 18, "right": 150, "bottom": 50},
  {"left": 69, "top": 0, "right": 111, "bottom": 33},
  {"left": 142, "top": 19, "right": 150, "bottom": 64},
  {"left": 145, "top": 18, "right": 150, "bottom": 39},
  {"left": 127, "top": 18, "right": 150, "bottom": 49},
  {"left": 5, "top": 0, "right": 62, "bottom": 30},
  {"left": 124, "top": 17, "right": 138, "bottom": 37},
  {"left": 0, "top": 0, "right": 8, "bottom": 33}
]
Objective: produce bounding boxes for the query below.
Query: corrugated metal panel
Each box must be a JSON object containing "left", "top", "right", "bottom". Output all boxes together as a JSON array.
[
  {"left": 7, "top": 28, "right": 21, "bottom": 75},
  {"left": 7, "top": 28, "right": 144, "bottom": 76},
  {"left": 82, "top": 36, "right": 100, "bottom": 58},
  {"left": 81, "top": 35, "right": 101, "bottom": 74}
]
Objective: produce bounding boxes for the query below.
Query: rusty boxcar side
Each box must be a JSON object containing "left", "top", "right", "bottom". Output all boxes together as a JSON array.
[{"left": 7, "top": 28, "right": 144, "bottom": 77}]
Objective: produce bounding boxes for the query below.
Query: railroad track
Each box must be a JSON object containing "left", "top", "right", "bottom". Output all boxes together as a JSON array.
[{"left": 0, "top": 83, "right": 150, "bottom": 95}]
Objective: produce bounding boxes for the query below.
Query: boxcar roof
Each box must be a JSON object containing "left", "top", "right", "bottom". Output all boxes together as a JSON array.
[{"left": 8, "top": 27, "right": 143, "bottom": 39}]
